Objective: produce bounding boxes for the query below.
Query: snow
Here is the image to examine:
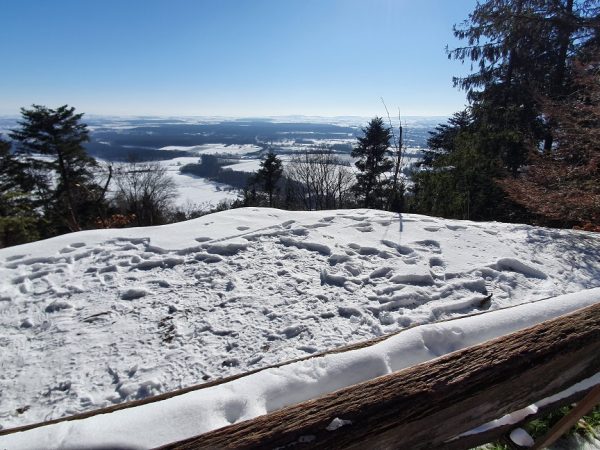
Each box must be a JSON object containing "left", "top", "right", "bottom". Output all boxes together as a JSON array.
[
  {"left": 221, "top": 159, "right": 263, "bottom": 173},
  {"left": 1, "top": 208, "right": 600, "bottom": 444},
  {"left": 510, "top": 428, "right": 535, "bottom": 447},
  {"left": 1, "top": 289, "right": 599, "bottom": 449},
  {"left": 150, "top": 157, "right": 241, "bottom": 208},
  {"left": 159, "top": 143, "right": 262, "bottom": 156},
  {"left": 326, "top": 417, "right": 353, "bottom": 431},
  {"left": 461, "top": 371, "right": 600, "bottom": 438}
]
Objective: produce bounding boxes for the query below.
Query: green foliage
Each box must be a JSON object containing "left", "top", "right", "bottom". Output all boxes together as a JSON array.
[
  {"left": 411, "top": 111, "right": 524, "bottom": 221},
  {"left": 476, "top": 443, "right": 510, "bottom": 450},
  {"left": 352, "top": 117, "right": 393, "bottom": 209},
  {"left": 0, "top": 191, "right": 42, "bottom": 248},
  {"left": 413, "top": 0, "right": 600, "bottom": 224},
  {"left": 475, "top": 404, "right": 600, "bottom": 450},
  {"left": 0, "top": 136, "right": 44, "bottom": 247},
  {"left": 525, "top": 403, "right": 600, "bottom": 441},
  {"left": 0, "top": 137, "right": 36, "bottom": 195},
  {"left": 0, "top": 214, "right": 41, "bottom": 248},
  {"left": 255, "top": 149, "right": 283, "bottom": 207},
  {"left": 9, "top": 105, "right": 105, "bottom": 233},
  {"left": 449, "top": 0, "right": 598, "bottom": 100}
]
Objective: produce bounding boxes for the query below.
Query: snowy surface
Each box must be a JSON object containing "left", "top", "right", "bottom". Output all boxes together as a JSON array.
[
  {"left": 509, "top": 427, "right": 535, "bottom": 447},
  {"left": 221, "top": 159, "right": 265, "bottom": 173},
  {"left": 159, "top": 143, "right": 262, "bottom": 156},
  {"left": 1, "top": 289, "right": 599, "bottom": 449},
  {"left": 153, "top": 157, "right": 240, "bottom": 207},
  {"left": 1, "top": 208, "right": 600, "bottom": 435}
]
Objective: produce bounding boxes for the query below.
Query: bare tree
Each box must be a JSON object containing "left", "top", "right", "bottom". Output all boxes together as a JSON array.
[
  {"left": 381, "top": 98, "right": 406, "bottom": 212},
  {"left": 286, "top": 147, "right": 354, "bottom": 210},
  {"left": 112, "top": 162, "right": 178, "bottom": 226}
]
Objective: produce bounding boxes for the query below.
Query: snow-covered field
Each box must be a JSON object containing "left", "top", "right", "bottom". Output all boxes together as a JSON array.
[
  {"left": 221, "top": 159, "right": 266, "bottom": 173},
  {"left": 160, "top": 143, "right": 262, "bottom": 156},
  {"left": 153, "top": 157, "right": 240, "bottom": 207},
  {"left": 1, "top": 208, "right": 600, "bottom": 437}
]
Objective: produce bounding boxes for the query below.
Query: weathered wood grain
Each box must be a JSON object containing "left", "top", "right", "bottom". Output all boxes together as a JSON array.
[{"left": 159, "top": 302, "right": 600, "bottom": 450}]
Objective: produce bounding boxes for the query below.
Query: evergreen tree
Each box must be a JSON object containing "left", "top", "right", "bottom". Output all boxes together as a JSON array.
[
  {"left": 411, "top": 110, "right": 528, "bottom": 221},
  {"left": 10, "top": 105, "right": 103, "bottom": 232},
  {"left": 420, "top": 110, "right": 472, "bottom": 167},
  {"left": 256, "top": 150, "right": 283, "bottom": 207},
  {"left": 0, "top": 137, "right": 41, "bottom": 247},
  {"left": 411, "top": 0, "right": 600, "bottom": 222},
  {"left": 351, "top": 117, "right": 393, "bottom": 209},
  {"left": 500, "top": 47, "right": 600, "bottom": 227},
  {"left": 450, "top": 0, "right": 599, "bottom": 101},
  {"left": 0, "top": 136, "right": 35, "bottom": 196},
  {"left": 449, "top": 0, "right": 600, "bottom": 169}
]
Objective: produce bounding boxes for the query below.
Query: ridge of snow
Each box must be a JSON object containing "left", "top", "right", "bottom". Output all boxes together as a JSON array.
[{"left": 1, "top": 288, "right": 599, "bottom": 449}]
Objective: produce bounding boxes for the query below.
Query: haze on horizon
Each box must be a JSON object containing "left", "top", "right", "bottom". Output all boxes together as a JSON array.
[{"left": 0, "top": 0, "right": 477, "bottom": 118}]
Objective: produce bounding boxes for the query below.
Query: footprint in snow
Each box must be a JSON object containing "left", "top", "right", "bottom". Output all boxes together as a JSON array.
[
  {"left": 446, "top": 224, "right": 467, "bottom": 231},
  {"left": 354, "top": 224, "right": 374, "bottom": 232},
  {"left": 6, "top": 254, "right": 26, "bottom": 262},
  {"left": 429, "top": 257, "right": 446, "bottom": 277}
]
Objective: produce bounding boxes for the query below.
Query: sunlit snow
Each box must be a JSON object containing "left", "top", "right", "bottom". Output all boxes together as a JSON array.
[{"left": 1, "top": 208, "right": 599, "bottom": 445}]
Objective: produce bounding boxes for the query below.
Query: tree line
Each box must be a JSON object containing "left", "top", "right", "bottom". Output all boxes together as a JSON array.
[
  {"left": 234, "top": 0, "right": 600, "bottom": 229},
  {"left": 0, "top": 104, "right": 405, "bottom": 249},
  {"left": 0, "top": 105, "right": 233, "bottom": 248},
  {"left": 410, "top": 0, "right": 600, "bottom": 228},
  {"left": 234, "top": 117, "right": 403, "bottom": 212}
]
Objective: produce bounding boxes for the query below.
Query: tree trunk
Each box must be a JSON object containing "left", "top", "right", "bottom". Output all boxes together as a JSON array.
[
  {"left": 545, "top": 0, "right": 574, "bottom": 154},
  {"left": 55, "top": 150, "right": 80, "bottom": 231}
]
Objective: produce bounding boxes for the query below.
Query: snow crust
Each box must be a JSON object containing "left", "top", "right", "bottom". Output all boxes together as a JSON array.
[
  {"left": 1, "top": 208, "right": 600, "bottom": 436},
  {"left": 1, "top": 289, "right": 599, "bottom": 449},
  {"left": 159, "top": 143, "right": 262, "bottom": 155}
]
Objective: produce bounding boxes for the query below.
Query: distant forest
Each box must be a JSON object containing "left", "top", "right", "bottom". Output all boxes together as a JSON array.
[
  {"left": 180, "top": 155, "right": 253, "bottom": 190},
  {"left": 83, "top": 119, "right": 432, "bottom": 162}
]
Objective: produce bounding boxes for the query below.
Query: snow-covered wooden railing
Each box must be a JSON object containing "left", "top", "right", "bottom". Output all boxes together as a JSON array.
[
  {"left": 158, "top": 302, "right": 600, "bottom": 450},
  {"left": 1, "top": 300, "right": 599, "bottom": 449}
]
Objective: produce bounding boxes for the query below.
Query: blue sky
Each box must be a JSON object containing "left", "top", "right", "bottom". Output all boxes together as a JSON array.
[{"left": 0, "top": 0, "right": 477, "bottom": 117}]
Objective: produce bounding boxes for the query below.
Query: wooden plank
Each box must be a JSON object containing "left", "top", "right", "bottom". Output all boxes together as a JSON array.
[
  {"left": 439, "top": 384, "right": 597, "bottom": 450},
  {"left": 158, "top": 302, "right": 600, "bottom": 450},
  {"left": 531, "top": 383, "right": 600, "bottom": 449}
]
